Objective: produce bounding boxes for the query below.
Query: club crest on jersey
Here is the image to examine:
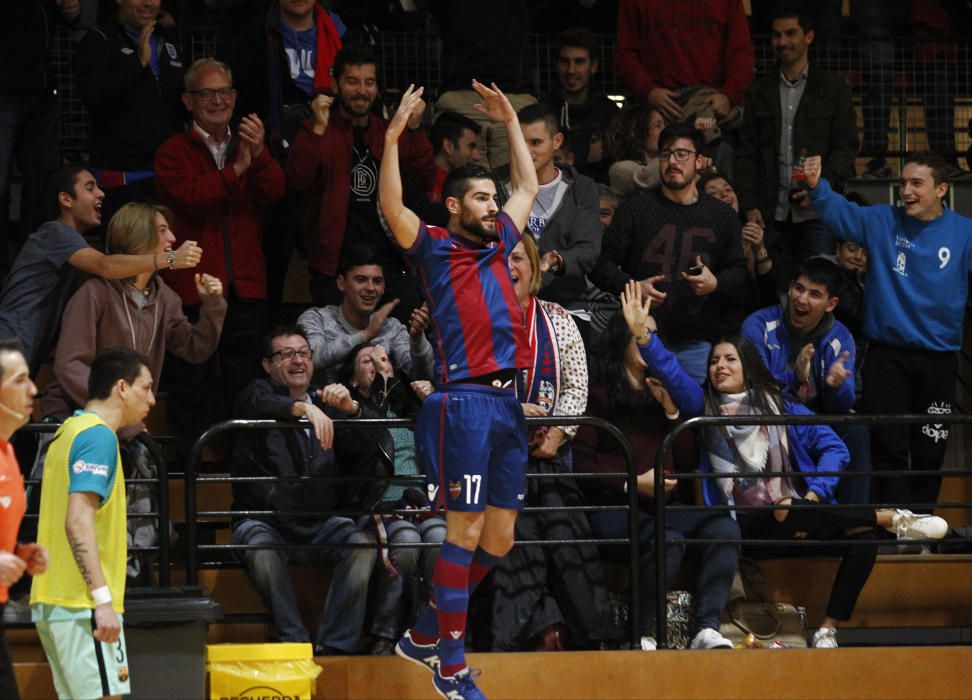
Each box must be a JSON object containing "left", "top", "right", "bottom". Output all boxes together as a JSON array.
[{"left": 449, "top": 480, "right": 462, "bottom": 500}]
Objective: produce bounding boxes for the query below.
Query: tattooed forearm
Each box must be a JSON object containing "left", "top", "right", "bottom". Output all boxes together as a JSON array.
[{"left": 68, "top": 534, "right": 93, "bottom": 587}]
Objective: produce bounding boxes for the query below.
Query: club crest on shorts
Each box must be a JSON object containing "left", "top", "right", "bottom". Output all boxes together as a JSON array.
[{"left": 449, "top": 480, "right": 462, "bottom": 500}]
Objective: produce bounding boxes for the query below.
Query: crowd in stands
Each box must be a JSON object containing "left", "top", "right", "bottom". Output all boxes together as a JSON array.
[{"left": 1, "top": 0, "right": 972, "bottom": 696}]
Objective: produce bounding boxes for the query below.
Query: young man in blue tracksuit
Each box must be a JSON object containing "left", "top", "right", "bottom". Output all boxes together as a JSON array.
[
  {"left": 804, "top": 150, "right": 972, "bottom": 512},
  {"left": 741, "top": 257, "right": 870, "bottom": 504}
]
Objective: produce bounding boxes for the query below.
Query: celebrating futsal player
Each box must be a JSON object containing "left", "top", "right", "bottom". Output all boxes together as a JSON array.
[{"left": 380, "top": 80, "right": 538, "bottom": 700}]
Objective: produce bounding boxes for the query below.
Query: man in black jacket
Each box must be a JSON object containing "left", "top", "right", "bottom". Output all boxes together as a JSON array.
[
  {"left": 734, "top": 2, "right": 858, "bottom": 282},
  {"left": 74, "top": 0, "right": 186, "bottom": 225},
  {"left": 231, "top": 325, "right": 376, "bottom": 655}
]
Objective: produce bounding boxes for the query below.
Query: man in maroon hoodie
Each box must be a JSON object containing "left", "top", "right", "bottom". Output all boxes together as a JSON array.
[{"left": 287, "top": 44, "right": 436, "bottom": 323}]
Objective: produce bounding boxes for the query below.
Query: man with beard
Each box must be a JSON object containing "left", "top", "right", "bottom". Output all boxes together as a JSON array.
[
  {"left": 591, "top": 122, "right": 746, "bottom": 383},
  {"left": 287, "top": 44, "right": 436, "bottom": 322},
  {"left": 380, "top": 81, "right": 537, "bottom": 700}
]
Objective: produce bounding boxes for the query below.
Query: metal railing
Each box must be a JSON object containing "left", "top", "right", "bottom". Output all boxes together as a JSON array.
[
  {"left": 652, "top": 413, "right": 972, "bottom": 649},
  {"left": 19, "top": 424, "right": 172, "bottom": 588},
  {"left": 182, "top": 415, "right": 644, "bottom": 642}
]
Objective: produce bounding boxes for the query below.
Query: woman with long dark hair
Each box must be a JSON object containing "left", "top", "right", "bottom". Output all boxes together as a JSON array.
[
  {"left": 620, "top": 280, "right": 949, "bottom": 647},
  {"left": 574, "top": 309, "right": 740, "bottom": 651}
]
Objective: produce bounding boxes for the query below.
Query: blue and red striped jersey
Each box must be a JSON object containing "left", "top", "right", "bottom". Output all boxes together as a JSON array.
[{"left": 399, "top": 212, "right": 530, "bottom": 384}]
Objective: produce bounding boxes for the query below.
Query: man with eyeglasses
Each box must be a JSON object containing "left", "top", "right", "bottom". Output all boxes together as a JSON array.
[
  {"left": 75, "top": 0, "right": 187, "bottom": 225},
  {"left": 155, "top": 57, "right": 286, "bottom": 459},
  {"left": 591, "top": 121, "right": 746, "bottom": 383},
  {"left": 231, "top": 325, "right": 378, "bottom": 655}
]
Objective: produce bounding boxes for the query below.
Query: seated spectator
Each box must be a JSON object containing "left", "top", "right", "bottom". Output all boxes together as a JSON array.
[
  {"left": 540, "top": 27, "right": 619, "bottom": 183},
  {"left": 581, "top": 184, "right": 622, "bottom": 336},
  {"left": 298, "top": 246, "right": 433, "bottom": 382},
  {"left": 231, "top": 325, "right": 376, "bottom": 654},
  {"left": 597, "top": 184, "right": 619, "bottom": 231},
  {"left": 502, "top": 104, "right": 601, "bottom": 330},
  {"left": 830, "top": 236, "right": 867, "bottom": 357},
  {"left": 409, "top": 111, "right": 483, "bottom": 228},
  {"left": 480, "top": 235, "right": 616, "bottom": 651},
  {"left": 428, "top": 112, "right": 483, "bottom": 205},
  {"left": 0, "top": 165, "right": 201, "bottom": 375},
  {"left": 286, "top": 44, "right": 435, "bottom": 320},
  {"left": 622, "top": 281, "right": 949, "bottom": 648},
  {"left": 697, "top": 169, "right": 784, "bottom": 314},
  {"left": 74, "top": 0, "right": 187, "bottom": 224},
  {"left": 605, "top": 102, "right": 665, "bottom": 197},
  {"left": 337, "top": 342, "right": 445, "bottom": 654},
  {"left": 741, "top": 258, "right": 870, "bottom": 505},
  {"left": 575, "top": 309, "right": 740, "bottom": 651},
  {"left": 39, "top": 202, "right": 226, "bottom": 435}
]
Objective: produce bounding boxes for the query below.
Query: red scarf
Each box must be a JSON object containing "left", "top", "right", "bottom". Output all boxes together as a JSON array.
[{"left": 312, "top": 4, "right": 342, "bottom": 94}]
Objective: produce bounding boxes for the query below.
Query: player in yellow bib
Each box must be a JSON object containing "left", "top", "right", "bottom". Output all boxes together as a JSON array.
[{"left": 31, "top": 347, "right": 155, "bottom": 700}]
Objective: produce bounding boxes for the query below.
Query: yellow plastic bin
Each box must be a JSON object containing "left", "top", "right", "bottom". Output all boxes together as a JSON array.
[{"left": 207, "top": 642, "right": 323, "bottom": 700}]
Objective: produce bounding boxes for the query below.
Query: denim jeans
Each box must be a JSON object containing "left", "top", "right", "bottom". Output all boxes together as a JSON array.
[
  {"left": 232, "top": 517, "right": 375, "bottom": 652},
  {"left": 833, "top": 423, "right": 872, "bottom": 505},
  {"left": 358, "top": 515, "right": 446, "bottom": 640},
  {"left": 588, "top": 508, "right": 740, "bottom": 634},
  {"left": 666, "top": 339, "right": 712, "bottom": 385}
]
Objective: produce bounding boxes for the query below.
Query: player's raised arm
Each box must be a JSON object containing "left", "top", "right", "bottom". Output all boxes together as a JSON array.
[
  {"left": 471, "top": 80, "right": 538, "bottom": 232},
  {"left": 379, "top": 84, "right": 426, "bottom": 249}
]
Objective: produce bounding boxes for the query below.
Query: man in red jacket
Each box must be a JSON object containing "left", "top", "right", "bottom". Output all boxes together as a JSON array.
[
  {"left": 155, "top": 57, "right": 286, "bottom": 456},
  {"left": 287, "top": 44, "right": 436, "bottom": 323}
]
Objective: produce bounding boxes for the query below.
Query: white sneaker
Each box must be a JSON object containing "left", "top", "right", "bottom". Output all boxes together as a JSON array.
[
  {"left": 889, "top": 509, "right": 948, "bottom": 540},
  {"left": 689, "top": 627, "right": 733, "bottom": 650},
  {"left": 639, "top": 636, "right": 657, "bottom": 651},
  {"left": 812, "top": 627, "right": 838, "bottom": 648}
]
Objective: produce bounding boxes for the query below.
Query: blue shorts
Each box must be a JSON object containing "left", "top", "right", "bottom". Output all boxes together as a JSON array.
[{"left": 415, "top": 383, "right": 528, "bottom": 512}]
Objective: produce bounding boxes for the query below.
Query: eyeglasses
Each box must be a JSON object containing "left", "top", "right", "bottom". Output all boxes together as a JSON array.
[
  {"left": 659, "top": 148, "right": 697, "bottom": 163},
  {"left": 268, "top": 348, "right": 312, "bottom": 362},
  {"left": 188, "top": 87, "right": 235, "bottom": 102}
]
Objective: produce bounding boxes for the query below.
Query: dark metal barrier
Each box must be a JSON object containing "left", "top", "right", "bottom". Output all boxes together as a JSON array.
[
  {"left": 20, "top": 424, "right": 172, "bottom": 587},
  {"left": 182, "top": 415, "right": 643, "bottom": 641},
  {"left": 652, "top": 413, "right": 972, "bottom": 649}
]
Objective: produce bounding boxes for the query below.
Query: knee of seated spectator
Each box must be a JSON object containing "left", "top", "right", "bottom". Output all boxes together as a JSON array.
[{"left": 389, "top": 526, "right": 421, "bottom": 574}]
